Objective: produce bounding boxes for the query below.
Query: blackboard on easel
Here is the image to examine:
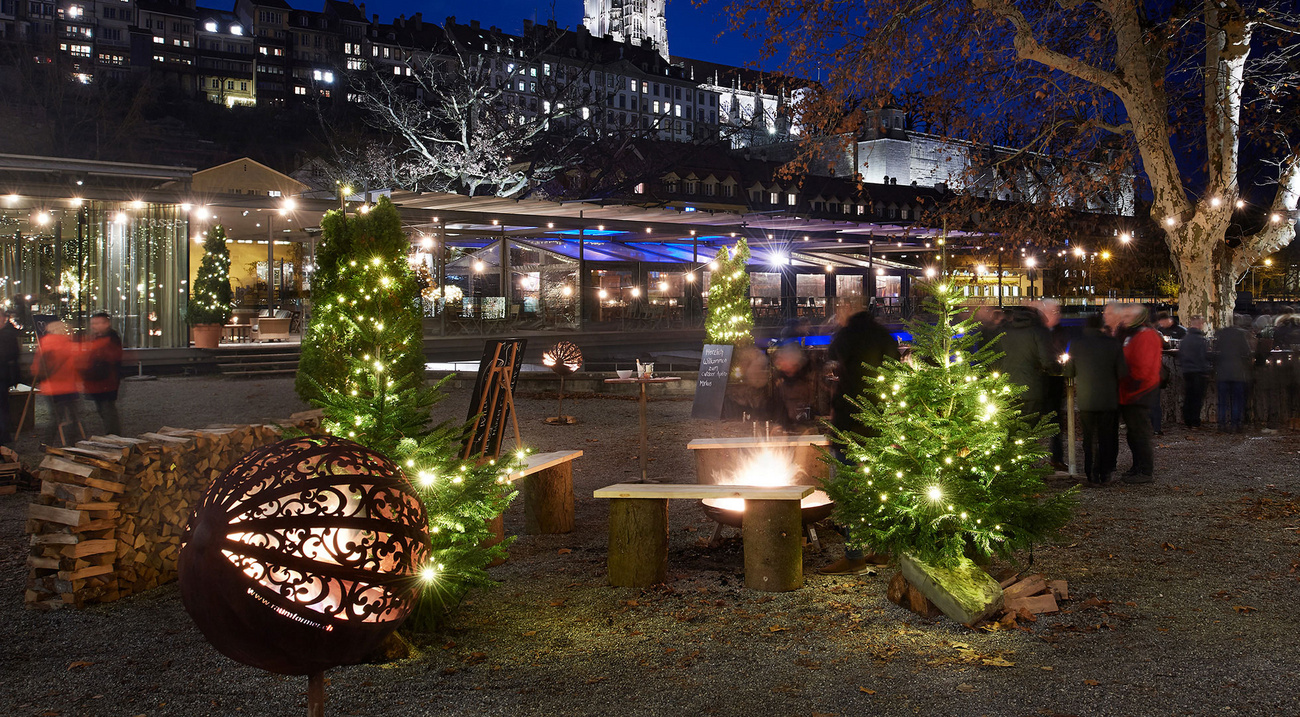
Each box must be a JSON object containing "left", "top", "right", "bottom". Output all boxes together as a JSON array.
[
  {"left": 691, "top": 344, "right": 733, "bottom": 420},
  {"left": 463, "top": 338, "right": 527, "bottom": 459}
]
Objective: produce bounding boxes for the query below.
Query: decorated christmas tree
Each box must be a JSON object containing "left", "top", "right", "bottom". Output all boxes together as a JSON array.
[
  {"left": 705, "top": 238, "right": 754, "bottom": 346},
  {"left": 825, "top": 281, "right": 1074, "bottom": 572},
  {"left": 298, "top": 198, "right": 518, "bottom": 629},
  {"left": 187, "top": 224, "right": 233, "bottom": 325}
]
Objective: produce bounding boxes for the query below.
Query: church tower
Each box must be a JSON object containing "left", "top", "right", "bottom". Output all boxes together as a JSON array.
[{"left": 582, "top": 0, "right": 669, "bottom": 60}]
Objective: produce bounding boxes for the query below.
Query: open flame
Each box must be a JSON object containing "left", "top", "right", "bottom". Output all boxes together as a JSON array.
[{"left": 707, "top": 447, "right": 830, "bottom": 512}]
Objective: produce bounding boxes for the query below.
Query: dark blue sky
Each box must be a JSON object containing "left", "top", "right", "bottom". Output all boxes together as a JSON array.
[{"left": 357, "top": 0, "right": 771, "bottom": 68}]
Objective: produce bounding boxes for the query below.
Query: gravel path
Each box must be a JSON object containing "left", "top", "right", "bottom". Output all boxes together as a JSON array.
[{"left": 2, "top": 376, "right": 1299, "bottom": 716}]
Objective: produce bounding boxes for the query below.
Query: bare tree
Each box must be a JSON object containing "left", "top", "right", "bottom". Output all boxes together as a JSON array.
[
  {"left": 726, "top": 0, "right": 1300, "bottom": 327},
  {"left": 347, "top": 26, "right": 612, "bottom": 198}
]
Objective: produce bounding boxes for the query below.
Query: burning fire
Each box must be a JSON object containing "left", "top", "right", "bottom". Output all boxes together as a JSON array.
[{"left": 708, "top": 448, "right": 831, "bottom": 512}]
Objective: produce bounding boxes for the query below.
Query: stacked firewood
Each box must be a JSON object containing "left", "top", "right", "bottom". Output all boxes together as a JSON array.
[
  {"left": 24, "top": 411, "right": 322, "bottom": 610},
  {"left": 0, "top": 445, "right": 37, "bottom": 494}
]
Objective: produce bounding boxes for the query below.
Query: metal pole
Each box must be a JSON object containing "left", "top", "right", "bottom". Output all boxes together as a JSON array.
[
  {"left": 998, "top": 250, "right": 1003, "bottom": 307},
  {"left": 578, "top": 222, "right": 585, "bottom": 330},
  {"left": 1067, "top": 378, "right": 1078, "bottom": 476},
  {"left": 437, "top": 220, "right": 446, "bottom": 337},
  {"left": 267, "top": 213, "right": 274, "bottom": 311}
]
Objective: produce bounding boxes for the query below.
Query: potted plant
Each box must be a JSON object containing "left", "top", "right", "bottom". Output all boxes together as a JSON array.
[{"left": 188, "top": 224, "right": 234, "bottom": 349}]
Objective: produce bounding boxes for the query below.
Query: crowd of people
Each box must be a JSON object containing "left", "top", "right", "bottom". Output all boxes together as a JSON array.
[{"left": 1, "top": 311, "right": 124, "bottom": 447}]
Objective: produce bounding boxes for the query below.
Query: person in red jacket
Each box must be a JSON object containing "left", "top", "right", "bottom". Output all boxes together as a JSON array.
[
  {"left": 81, "top": 312, "right": 123, "bottom": 435},
  {"left": 31, "top": 321, "right": 81, "bottom": 446},
  {"left": 1113, "top": 304, "right": 1162, "bottom": 483}
]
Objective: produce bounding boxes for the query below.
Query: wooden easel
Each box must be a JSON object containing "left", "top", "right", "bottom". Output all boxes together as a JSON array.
[{"left": 461, "top": 340, "right": 523, "bottom": 461}]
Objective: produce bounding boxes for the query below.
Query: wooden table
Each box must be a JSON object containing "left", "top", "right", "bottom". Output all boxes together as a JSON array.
[
  {"left": 603, "top": 376, "right": 682, "bottom": 482},
  {"left": 223, "top": 323, "right": 251, "bottom": 343}
]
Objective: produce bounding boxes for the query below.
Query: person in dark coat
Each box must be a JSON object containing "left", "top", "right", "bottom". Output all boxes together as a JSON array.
[
  {"left": 1155, "top": 311, "right": 1187, "bottom": 340},
  {"left": 994, "top": 305, "right": 1053, "bottom": 419},
  {"left": 0, "top": 310, "right": 21, "bottom": 444},
  {"left": 1214, "top": 314, "right": 1255, "bottom": 432},
  {"left": 1178, "top": 316, "right": 1211, "bottom": 428},
  {"left": 81, "top": 312, "right": 123, "bottom": 436},
  {"left": 821, "top": 309, "right": 901, "bottom": 575},
  {"left": 1065, "top": 315, "right": 1127, "bottom": 484},
  {"left": 1037, "top": 300, "right": 1069, "bottom": 471}
]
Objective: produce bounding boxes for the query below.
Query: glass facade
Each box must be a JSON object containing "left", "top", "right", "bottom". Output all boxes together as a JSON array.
[{"left": 0, "top": 198, "right": 188, "bottom": 347}]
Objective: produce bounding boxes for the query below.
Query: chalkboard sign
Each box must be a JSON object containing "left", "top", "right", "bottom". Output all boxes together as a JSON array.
[
  {"left": 691, "top": 344, "right": 733, "bottom": 420},
  {"left": 463, "top": 338, "right": 527, "bottom": 459}
]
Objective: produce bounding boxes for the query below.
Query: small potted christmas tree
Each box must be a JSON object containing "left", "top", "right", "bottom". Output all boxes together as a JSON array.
[
  {"left": 188, "top": 224, "right": 233, "bottom": 349},
  {"left": 825, "top": 281, "right": 1074, "bottom": 623}
]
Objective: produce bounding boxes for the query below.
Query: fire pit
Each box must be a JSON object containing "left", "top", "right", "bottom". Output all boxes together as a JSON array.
[
  {"left": 690, "top": 443, "right": 836, "bottom": 548},
  {"left": 700, "top": 489, "right": 834, "bottom": 528}
]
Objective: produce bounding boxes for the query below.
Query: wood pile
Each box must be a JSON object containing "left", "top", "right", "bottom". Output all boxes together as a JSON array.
[
  {"left": 887, "top": 569, "right": 1070, "bottom": 627},
  {"left": 24, "top": 412, "right": 322, "bottom": 610},
  {"left": 0, "top": 445, "right": 36, "bottom": 495}
]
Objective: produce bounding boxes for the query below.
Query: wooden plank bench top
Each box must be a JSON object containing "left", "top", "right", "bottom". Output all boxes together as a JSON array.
[
  {"left": 507, "top": 450, "right": 583, "bottom": 481},
  {"left": 686, "top": 435, "right": 830, "bottom": 450},
  {"left": 594, "top": 483, "right": 813, "bottom": 501}
]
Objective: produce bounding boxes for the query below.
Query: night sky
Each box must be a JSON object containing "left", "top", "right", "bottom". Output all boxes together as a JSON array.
[{"left": 355, "top": 0, "right": 771, "bottom": 69}]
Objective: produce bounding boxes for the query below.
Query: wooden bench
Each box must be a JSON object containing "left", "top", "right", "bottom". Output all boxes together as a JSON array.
[
  {"left": 594, "top": 483, "right": 813, "bottom": 592},
  {"left": 506, "top": 450, "right": 582, "bottom": 534}
]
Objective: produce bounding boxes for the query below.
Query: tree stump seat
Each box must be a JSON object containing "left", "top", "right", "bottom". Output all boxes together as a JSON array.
[
  {"left": 506, "top": 450, "right": 582, "bottom": 535},
  {"left": 593, "top": 483, "right": 812, "bottom": 592}
]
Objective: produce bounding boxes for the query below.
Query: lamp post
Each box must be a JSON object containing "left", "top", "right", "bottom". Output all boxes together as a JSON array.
[{"left": 1025, "top": 256, "right": 1037, "bottom": 300}]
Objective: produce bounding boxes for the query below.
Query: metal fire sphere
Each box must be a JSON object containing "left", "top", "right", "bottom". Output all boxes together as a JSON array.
[{"left": 179, "top": 436, "right": 430, "bottom": 676}]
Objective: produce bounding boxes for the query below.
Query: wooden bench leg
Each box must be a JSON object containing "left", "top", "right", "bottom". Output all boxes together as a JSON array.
[
  {"left": 523, "top": 462, "right": 574, "bottom": 534},
  {"left": 742, "top": 499, "right": 803, "bottom": 592},
  {"left": 607, "top": 497, "right": 667, "bottom": 587}
]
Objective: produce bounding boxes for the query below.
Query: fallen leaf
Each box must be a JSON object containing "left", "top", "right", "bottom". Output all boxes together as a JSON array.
[
  {"left": 983, "top": 657, "right": 1015, "bottom": 667},
  {"left": 624, "top": 600, "right": 639, "bottom": 607},
  {"left": 66, "top": 661, "right": 93, "bottom": 670},
  {"left": 1232, "top": 605, "right": 1257, "bottom": 614},
  {"left": 1084, "top": 679, "right": 1100, "bottom": 686},
  {"left": 522, "top": 631, "right": 536, "bottom": 637},
  {"left": 858, "top": 687, "right": 876, "bottom": 695},
  {"left": 957, "top": 683, "right": 976, "bottom": 693},
  {"left": 768, "top": 625, "right": 788, "bottom": 632},
  {"left": 1041, "top": 666, "right": 1054, "bottom": 671},
  {"left": 549, "top": 600, "right": 565, "bottom": 607},
  {"left": 557, "top": 548, "right": 572, "bottom": 555},
  {"left": 585, "top": 676, "right": 607, "bottom": 684}
]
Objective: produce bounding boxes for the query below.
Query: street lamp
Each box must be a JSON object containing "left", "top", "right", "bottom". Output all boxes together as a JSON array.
[{"left": 1025, "top": 256, "right": 1037, "bottom": 299}]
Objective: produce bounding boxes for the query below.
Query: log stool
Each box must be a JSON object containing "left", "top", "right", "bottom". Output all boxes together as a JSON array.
[
  {"left": 506, "top": 450, "right": 583, "bottom": 534},
  {"left": 594, "top": 483, "right": 812, "bottom": 592}
]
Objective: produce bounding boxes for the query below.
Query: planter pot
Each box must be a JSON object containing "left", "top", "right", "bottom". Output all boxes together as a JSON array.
[{"left": 192, "top": 323, "right": 223, "bottom": 349}]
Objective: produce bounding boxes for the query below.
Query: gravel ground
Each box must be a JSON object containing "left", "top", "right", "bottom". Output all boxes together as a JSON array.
[{"left": 2, "top": 376, "right": 1300, "bottom": 716}]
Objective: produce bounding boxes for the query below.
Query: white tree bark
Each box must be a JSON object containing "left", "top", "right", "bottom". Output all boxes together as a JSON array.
[{"left": 973, "top": 0, "right": 1300, "bottom": 329}]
